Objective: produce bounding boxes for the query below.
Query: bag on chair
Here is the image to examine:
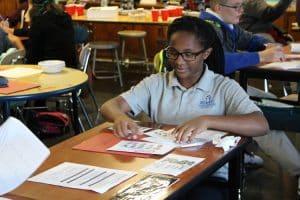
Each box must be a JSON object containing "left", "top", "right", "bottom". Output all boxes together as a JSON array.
[{"left": 27, "top": 111, "right": 70, "bottom": 137}]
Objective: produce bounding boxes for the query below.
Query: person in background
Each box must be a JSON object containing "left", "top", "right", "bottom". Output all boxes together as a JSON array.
[
  {"left": 239, "top": 0, "right": 293, "bottom": 44},
  {"left": 200, "top": 0, "right": 300, "bottom": 196},
  {"left": 6, "top": 0, "right": 29, "bottom": 28},
  {"left": 26, "top": 0, "right": 77, "bottom": 67},
  {"left": 101, "top": 16, "right": 269, "bottom": 199}
]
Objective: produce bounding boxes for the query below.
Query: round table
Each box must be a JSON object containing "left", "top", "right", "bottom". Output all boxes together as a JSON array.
[{"left": 0, "top": 65, "right": 88, "bottom": 133}]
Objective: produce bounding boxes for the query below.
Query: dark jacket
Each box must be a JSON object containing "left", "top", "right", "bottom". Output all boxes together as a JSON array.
[
  {"left": 26, "top": 10, "right": 77, "bottom": 68},
  {"left": 200, "top": 10, "right": 268, "bottom": 75},
  {"left": 239, "top": 0, "right": 293, "bottom": 33}
]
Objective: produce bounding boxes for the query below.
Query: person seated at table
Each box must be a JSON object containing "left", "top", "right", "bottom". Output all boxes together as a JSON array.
[
  {"left": 239, "top": 0, "right": 293, "bottom": 44},
  {"left": 100, "top": 16, "right": 269, "bottom": 199},
  {"left": 200, "top": 0, "right": 300, "bottom": 194},
  {"left": 25, "top": 0, "right": 77, "bottom": 68}
]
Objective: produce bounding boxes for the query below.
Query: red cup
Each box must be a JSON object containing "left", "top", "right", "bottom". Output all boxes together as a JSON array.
[
  {"left": 151, "top": 10, "right": 159, "bottom": 22},
  {"left": 168, "top": 8, "right": 177, "bottom": 17},
  {"left": 65, "top": 4, "right": 76, "bottom": 16},
  {"left": 76, "top": 4, "right": 85, "bottom": 16},
  {"left": 161, "top": 9, "right": 169, "bottom": 22},
  {"left": 176, "top": 6, "right": 183, "bottom": 16}
]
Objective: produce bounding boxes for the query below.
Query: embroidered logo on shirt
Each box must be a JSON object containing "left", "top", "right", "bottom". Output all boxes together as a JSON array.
[{"left": 199, "top": 95, "right": 215, "bottom": 108}]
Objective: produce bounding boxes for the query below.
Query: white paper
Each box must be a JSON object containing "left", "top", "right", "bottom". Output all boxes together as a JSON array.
[
  {"left": 142, "top": 154, "right": 205, "bottom": 176},
  {"left": 261, "top": 99, "right": 294, "bottom": 108},
  {"left": 0, "top": 67, "right": 42, "bottom": 78},
  {"left": 29, "top": 162, "right": 136, "bottom": 194},
  {"left": 212, "top": 136, "right": 241, "bottom": 152},
  {"left": 290, "top": 43, "right": 300, "bottom": 53},
  {"left": 0, "top": 117, "right": 50, "bottom": 195},
  {"left": 260, "top": 61, "right": 300, "bottom": 70},
  {"left": 143, "top": 129, "right": 226, "bottom": 148},
  {"left": 107, "top": 140, "right": 175, "bottom": 155},
  {"left": 284, "top": 54, "right": 300, "bottom": 59}
]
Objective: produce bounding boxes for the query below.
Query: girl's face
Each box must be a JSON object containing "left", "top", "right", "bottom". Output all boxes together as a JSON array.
[{"left": 168, "top": 31, "right": 211, "bottom": 88}]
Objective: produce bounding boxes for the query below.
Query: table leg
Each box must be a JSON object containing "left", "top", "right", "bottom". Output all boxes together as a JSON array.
[
  {"left": 71, "top": 92, "right": 80, "bottom": 134},
  {"left": 228, "top": 151, "right": 243, "bottom": 200}
]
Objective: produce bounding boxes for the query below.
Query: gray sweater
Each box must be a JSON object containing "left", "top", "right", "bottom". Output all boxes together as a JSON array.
[{"left": 239, "top": 0, "right": 293, "bottom": 33}]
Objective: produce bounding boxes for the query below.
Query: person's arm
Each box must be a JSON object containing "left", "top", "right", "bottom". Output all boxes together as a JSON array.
[
  {"left": 100, "top": 96, "right": 143, "bottom": 138},
  {"left": 174, "top": 112, "right": 269, "bottom": 143},
  {"left": 244, "top": 0, "right": 293, "bottom": 22},
  {"left": 224, "top": 52, "right": 260, "bottom": 74},
  {"left": 7, "top": 33, "right": 24, "bottom": 50}
]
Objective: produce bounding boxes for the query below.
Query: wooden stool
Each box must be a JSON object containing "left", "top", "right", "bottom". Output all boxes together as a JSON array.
[
  {"left": 89, "top": 41, "right": 123, "bottom": 87},
  {"left": 118, "top": 30, "right": 149, "bottom": 70}
]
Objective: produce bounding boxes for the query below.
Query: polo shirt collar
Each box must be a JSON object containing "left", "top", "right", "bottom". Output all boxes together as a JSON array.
[{"left": 168, "top": 64, "right": 214, "bottom": 92}]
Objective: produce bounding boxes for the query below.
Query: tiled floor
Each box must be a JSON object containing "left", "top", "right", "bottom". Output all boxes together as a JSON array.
[{"left": 40, "top": 68, "right": 299, "bottom": 200}]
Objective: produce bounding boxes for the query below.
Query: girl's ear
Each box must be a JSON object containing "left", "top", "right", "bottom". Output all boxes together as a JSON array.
[{"left": 202, "top": 47, "right": 212, "bottom": 60}]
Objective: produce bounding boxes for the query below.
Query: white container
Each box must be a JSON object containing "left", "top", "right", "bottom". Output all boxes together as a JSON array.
[
  {"left": 86, "top": 6, "right": 118, "bottom": 19},
  {"left": 38, "top": 60, "right": 65, "bottom": 73}
]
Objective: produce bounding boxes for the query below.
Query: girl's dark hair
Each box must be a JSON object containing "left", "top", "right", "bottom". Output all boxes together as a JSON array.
[
  {"left": 30, "top": 0, "right": 64, "bottom": 21},
  {"left": 167, "top": 16, "right": 224, "bottom": 75}
]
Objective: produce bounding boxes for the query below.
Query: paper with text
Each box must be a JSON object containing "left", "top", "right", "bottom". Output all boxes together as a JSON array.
[
  {"left": 143, "top": 129, "right": 227, "bottom": 148},
  {"left": 28, "top": 162, "right": 136, "bottom": 194},
  {"left": 111, "top": 174, "right": 178, "bottom": 200},
  {"left": 0, "top": 117, "right": 50, "bottom": 195},
  {"left": 142, "top": 154, "right": 205, "bottom": 176},
  {"left": 107, "top": 140, "right": 175, "bottom": 155}
]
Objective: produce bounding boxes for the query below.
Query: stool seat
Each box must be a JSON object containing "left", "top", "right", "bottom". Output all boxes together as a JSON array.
[
  {"left": 89, "top": 41, "right": 123, "bottom": 87},
  {"left": 118, "top": 30, "right": 147, "bottom": 38},
  {"left": 89, "top": 41, "right": 119, "bottom": 50}
]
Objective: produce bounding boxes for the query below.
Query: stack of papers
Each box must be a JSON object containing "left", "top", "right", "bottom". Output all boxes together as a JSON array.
[
  {"left": 0, "top": 67, "right": 42, "bottom": 78},
  {"left": 143, "top": 129, "right": 227, "bottom": 148},
  {"left": 29, "top": 162, "right": 136, "bottom": 194},
  {"left": 260, "top": 61, "right": 300, "bottom": 70},
  {"left": 0, "top": 117, "right": 50, "bottom": 195}
]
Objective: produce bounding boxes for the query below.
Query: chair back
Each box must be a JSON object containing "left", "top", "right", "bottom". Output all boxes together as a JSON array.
[
  {"left": 0, "top": 49, "right": 26, "bottom": 65},
  {"left": 73, "top": 24, "right": 90, "bottom": 47},
  {"left": 78, "top": 44, "right": 91, "bottom": 73}
]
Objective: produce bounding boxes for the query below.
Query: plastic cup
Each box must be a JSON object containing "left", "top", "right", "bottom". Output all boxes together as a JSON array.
[
  {"left": 168, "top": 8, "right": 177, "bottom": 17},
  {"left": 151, "top": 10, "right": 159, "bottom": 22},
  {"left": 65, "top": 4, "right": 76, "bottom": 16},
  {"left": 176, "top": 6, "right": 183, "bottom": 16},
  {"left": 76, "top": 4, "right": 85, "bottom": 16},
  {"left": 161, "top": 9, "right": 169, "bottom": 22}
]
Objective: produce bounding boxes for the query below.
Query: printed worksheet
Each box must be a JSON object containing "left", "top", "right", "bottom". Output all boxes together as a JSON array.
[
  {"left": 0, "top": 117, "right": 50, "bottom": 195},
  {"left": 107, "top": 140, "right": 175, "bottom": 155},
  {"left": 142, "top": 154, "right": 205, "bottom": 176},
  {"left": 111, "top": 174, "right": 178, "bottom": 200},
  {"left": 28, "top": 162, "right": 136, "bottom": 194},
  {"left": 143, "top": 129, "right": 227, "bottom": 148}
]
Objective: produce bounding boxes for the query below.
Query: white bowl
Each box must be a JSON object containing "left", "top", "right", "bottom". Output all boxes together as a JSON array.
[{"left": 38, "top": 60, "right": 65, "bottom": 73}]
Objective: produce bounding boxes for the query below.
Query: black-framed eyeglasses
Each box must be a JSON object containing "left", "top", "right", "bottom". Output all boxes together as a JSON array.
[
  {"left": 165, "top": 47, "right": 206, "bottom": 62},
  {"left": 219, "top": 3, "right": 244, "bottom": 11}
]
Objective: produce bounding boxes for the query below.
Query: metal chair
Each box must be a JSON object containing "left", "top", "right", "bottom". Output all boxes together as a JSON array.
[{"left": 0, "top": 49, "right": 26, "bottom": 65}]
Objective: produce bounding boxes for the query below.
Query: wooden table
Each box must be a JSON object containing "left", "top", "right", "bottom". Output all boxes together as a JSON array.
[
  {"left": 0, "top": 65, "right": 88, "bottom": 133},
  {"left": 7, "top": 122, "right": 249, "bottom": 200},
  {"left": 239, "top": 45, "right": 300, "bottom": 103}
]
